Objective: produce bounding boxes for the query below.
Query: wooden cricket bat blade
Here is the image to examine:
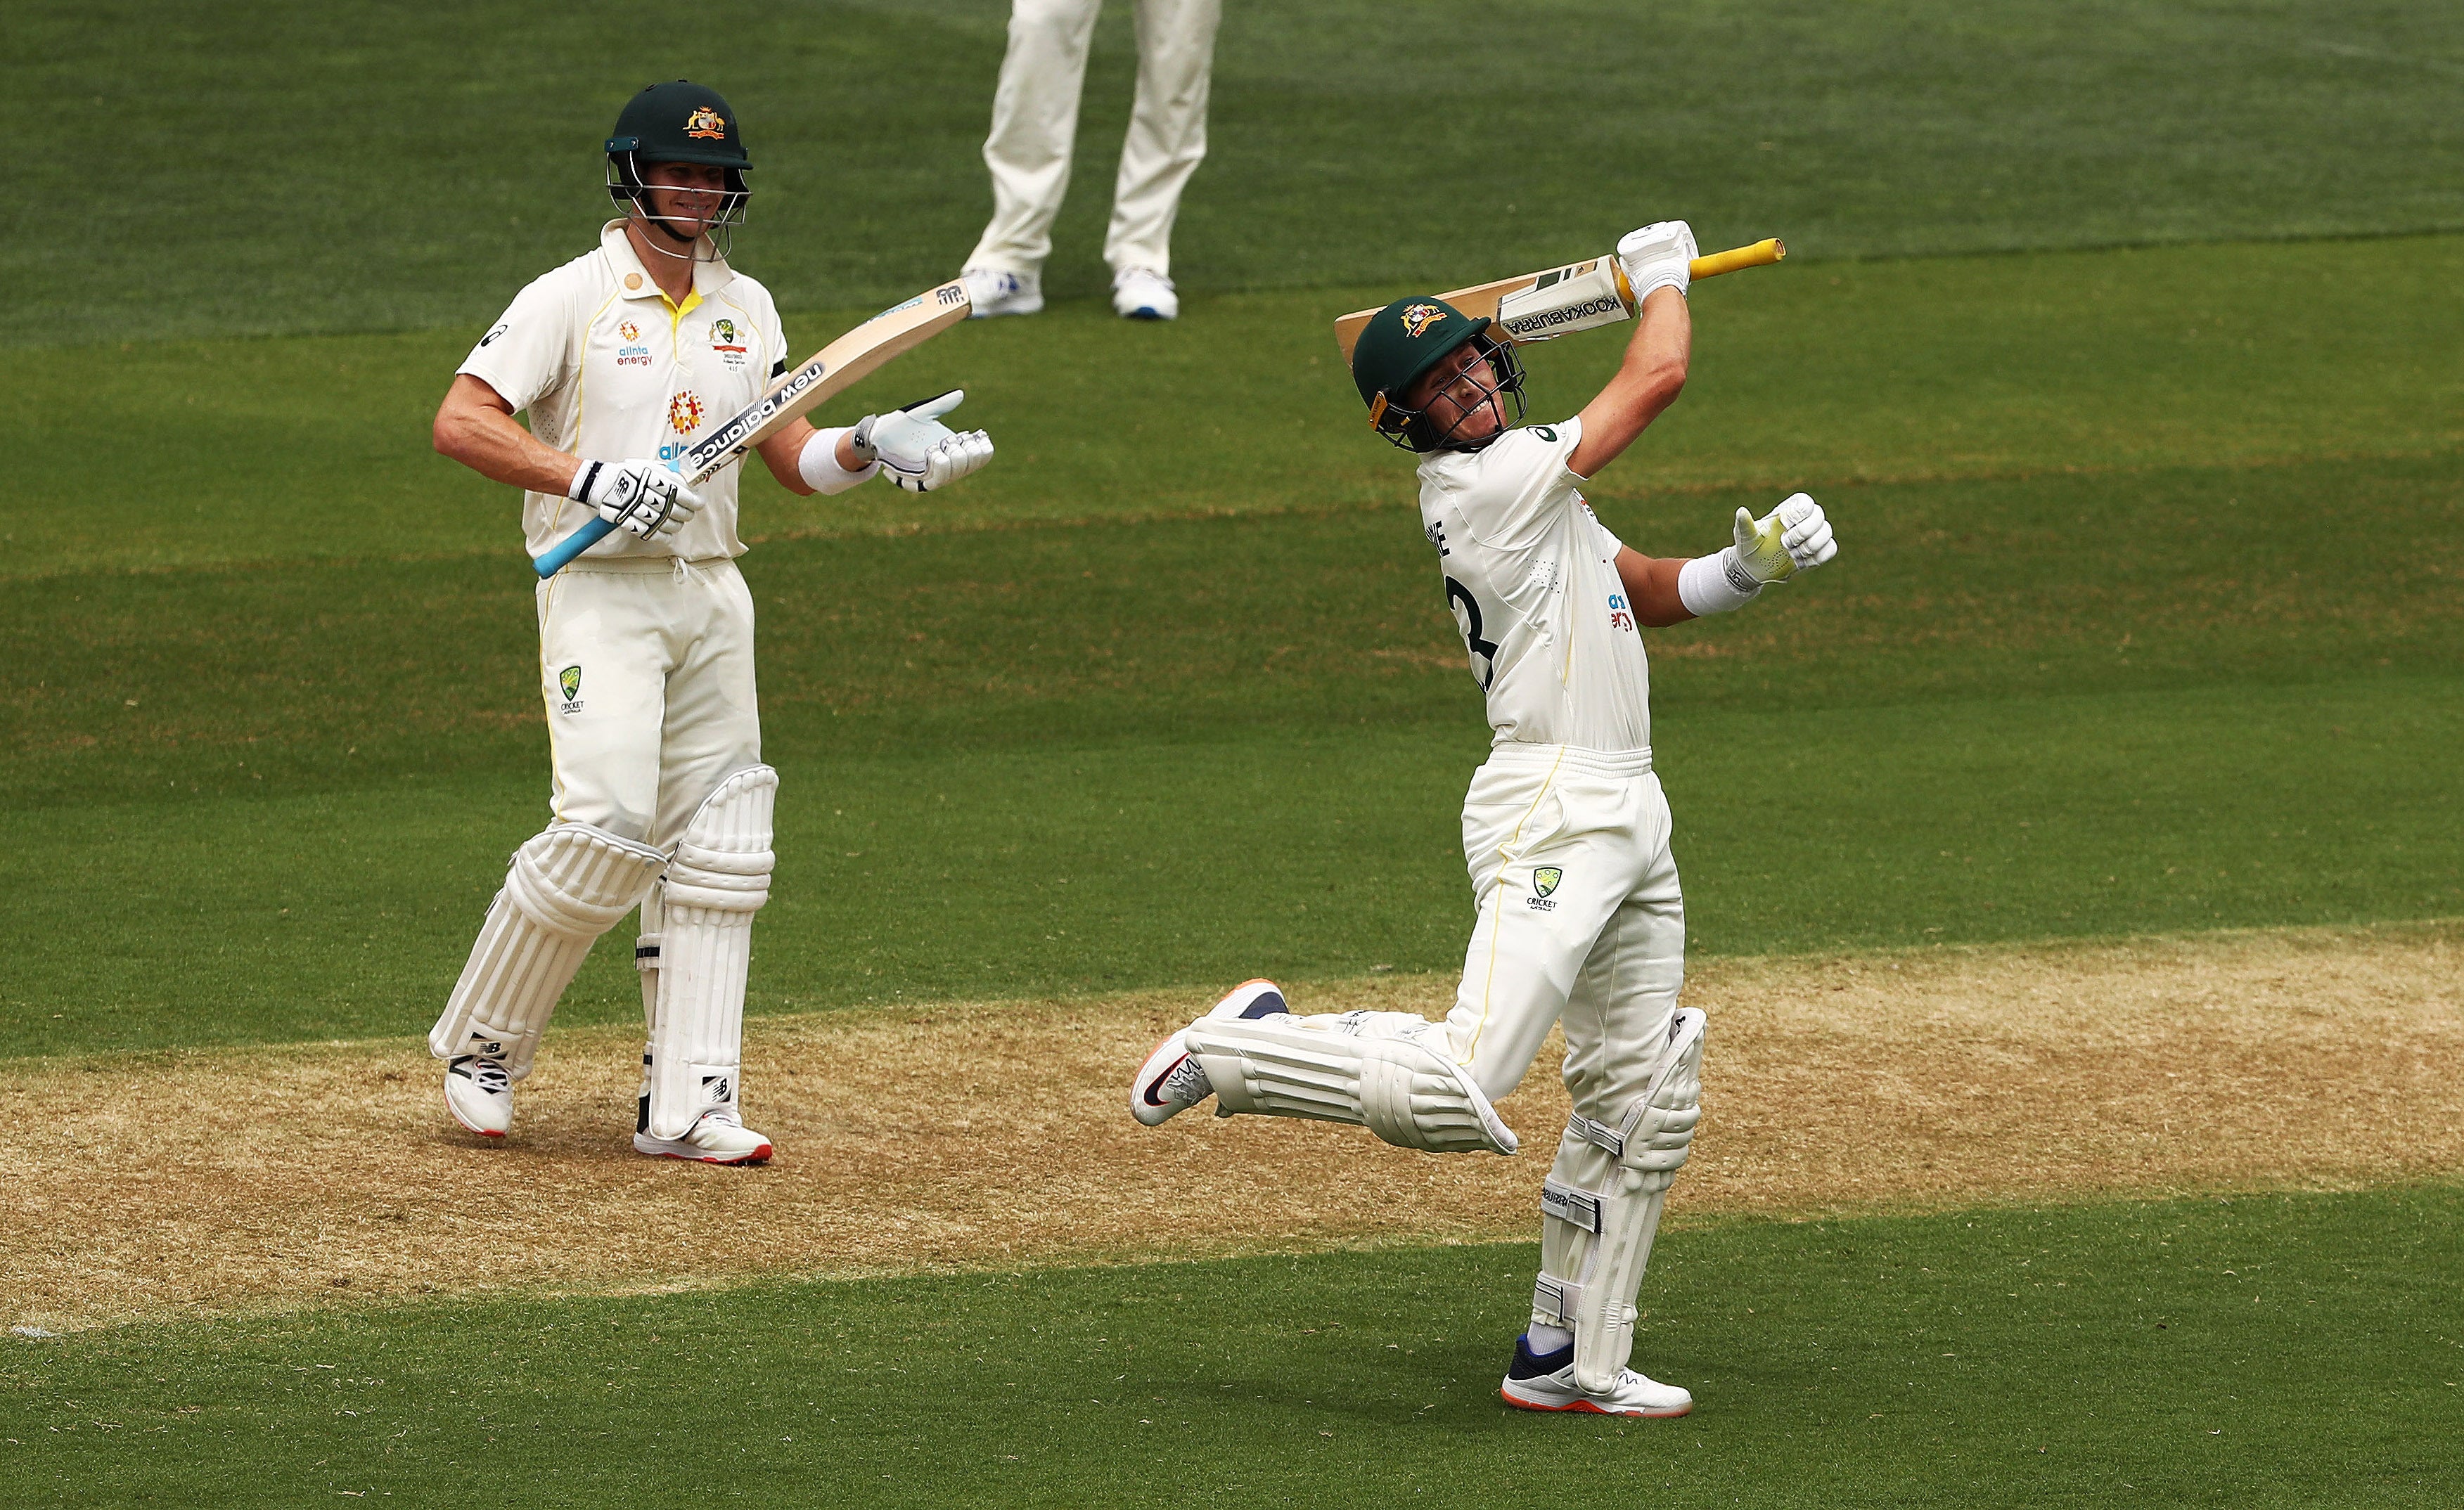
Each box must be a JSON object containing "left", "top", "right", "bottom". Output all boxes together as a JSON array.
[{"left": 1330, "top": 238, "right": 1786, "bottom": 363}]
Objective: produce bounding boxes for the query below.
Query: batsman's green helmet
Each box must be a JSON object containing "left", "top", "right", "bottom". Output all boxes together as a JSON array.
[
  {"left": 606, "top": 80, "right": 750, "bottom": 172},
  {"left": 1349, "top": 296, "right": 1482, "bottom": 409}
]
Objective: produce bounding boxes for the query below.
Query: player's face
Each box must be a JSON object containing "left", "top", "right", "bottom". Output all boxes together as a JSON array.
[
  {"left": 640, "top": 162, "right": 730, "bottom": 241},
  {"left": 1406, "top": 340, "right": 1508, "bottom": 446}
]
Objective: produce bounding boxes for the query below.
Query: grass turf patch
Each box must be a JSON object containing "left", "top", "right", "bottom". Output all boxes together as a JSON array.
[
  {"left": 13, "top": 1, "right": 2463, "bottom": 345},
  {"left": 6, "top": 1185, "right": 2460, "bottom": 1506},
  {"left": 6, "top": 673, "right": 2458, "bottom": 1057}
]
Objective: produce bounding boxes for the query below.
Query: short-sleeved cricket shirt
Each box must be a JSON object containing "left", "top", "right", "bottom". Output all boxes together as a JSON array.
[{"left": 459, "top": 221, "right": 791, "bottom": 562}]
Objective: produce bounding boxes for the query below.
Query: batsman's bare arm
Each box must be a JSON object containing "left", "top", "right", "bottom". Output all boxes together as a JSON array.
[
  {"left": 432, "top": 375, "right": 861, "bottom": 498},
  {"left": 1568, "top": 287, "right": 1690, "bottom": 479}
]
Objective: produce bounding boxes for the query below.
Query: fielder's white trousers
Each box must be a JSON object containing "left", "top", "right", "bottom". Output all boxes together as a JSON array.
[
  {"left": 534, "top": 557, "right": 762, "bottom": 848},
  {"left": 965, "top": 0, "right": 1222, "bottom": 278},
  {"left": 1445, "top": 744, "right": 1686, "bottom": 1125}
]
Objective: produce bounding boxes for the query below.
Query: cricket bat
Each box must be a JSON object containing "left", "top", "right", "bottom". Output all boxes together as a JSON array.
[
  {"left": 533, "top": 278, "right": 975, "bottom": 579},
  {"left": 1330, "top": 238, "right": 1785, "bottom": 363}
]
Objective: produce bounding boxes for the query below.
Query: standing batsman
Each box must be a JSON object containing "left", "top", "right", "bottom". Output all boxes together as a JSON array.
[
  {"left": 1128, "top": 221, "right": 1837, "bottom": 1413},
  {"left": 426, "top": 81, "right": 994, "bottom": 1163}
]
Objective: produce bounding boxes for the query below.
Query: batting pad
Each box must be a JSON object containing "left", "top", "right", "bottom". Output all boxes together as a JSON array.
[
  {"left": 428, "top": 821, "right": 667, "bottom": 1080},
  {"left": 646, "top": 765, "right": 778, "bottom": 1140},
  {"left": 1532, "top": 1008, "right": 1705, "bottom": 1393},
  {"left": 1183, "top": 1010, "right": 1519, "bottom": 1155}
]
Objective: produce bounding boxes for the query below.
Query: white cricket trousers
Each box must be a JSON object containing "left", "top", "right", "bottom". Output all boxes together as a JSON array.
[
  {"left": 965, "top": 0, "right": 1223, "bottom": 278},
  {"left": 1444, "top": 744, "right": 1686, "bottom": 1125},
  {"left": 534, "top": 557, "right": 762, "bottom": 848}
]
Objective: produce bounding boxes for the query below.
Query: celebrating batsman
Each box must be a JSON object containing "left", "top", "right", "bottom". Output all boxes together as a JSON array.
[
  {"left": 425, "top": 81, "right": 994, "bottom": 1163},
  {"left": 1129, "top": 221, "right": 1837, "bottom": 1414}
]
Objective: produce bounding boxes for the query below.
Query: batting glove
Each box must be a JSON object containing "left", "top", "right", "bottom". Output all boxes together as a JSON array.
[
  {"left": 1617, "top": 219, "right": 1699, "bottom": 302},
  {"left": 1731, "top": 492, "right": 1837, "bottom": 585},
  {"left": 851, "top": 390, "right": 997, "bottom": 493},
  {"left": 570, "top": 458, "right": 701, "bottom": 540}
]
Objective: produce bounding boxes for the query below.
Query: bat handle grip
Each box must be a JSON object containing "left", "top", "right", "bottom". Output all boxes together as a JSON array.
[
  {"left": 533, "top": 516, "right": 615, "bottom": 579},
  {"left": 1687, "top": 238, "right": 1788, "bottom": 280}
]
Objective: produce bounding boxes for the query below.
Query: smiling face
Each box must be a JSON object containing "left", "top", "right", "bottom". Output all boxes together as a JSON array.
[
  {"left": 635, "top": 160, "right": 731, "bottom": 245},
  {"left": 1401, "top": 337, "right": 1511, "bottom": 449}
]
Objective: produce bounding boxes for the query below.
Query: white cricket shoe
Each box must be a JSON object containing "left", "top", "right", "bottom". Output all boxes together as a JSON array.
[
  {"left": 1129, "top": 978, "right": 1285, "bottom": 1125},
  {"left": 1499, "top": 1333, "right": 1693, "bottom": 1418},
  {"left": 443, "top": 1048, "right": 511, "bottom": 1139},
  {"left": 1111, "top": 267, "right": 1178, "bottom": 321},
  {"left": 634, "top": 1108, "right": 774, "bottom": 1166},
  {"left": 963, "top": 266, "right": 1044, "bottom": 318}
]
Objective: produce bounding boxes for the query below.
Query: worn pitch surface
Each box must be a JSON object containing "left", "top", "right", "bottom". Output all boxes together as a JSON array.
[{"left": 9, "top": 923, "right": 2457, "bottom": 1330}]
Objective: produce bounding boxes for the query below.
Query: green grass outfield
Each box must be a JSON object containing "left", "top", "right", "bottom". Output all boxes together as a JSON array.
[{"left": 8, "top": 1187, "right": 2463, "bottom": 1507}]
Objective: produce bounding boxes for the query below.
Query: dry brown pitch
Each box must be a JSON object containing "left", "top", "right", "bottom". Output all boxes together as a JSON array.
[{"left": 6, "top": 922, "right": 2458, "bottom": 1330}]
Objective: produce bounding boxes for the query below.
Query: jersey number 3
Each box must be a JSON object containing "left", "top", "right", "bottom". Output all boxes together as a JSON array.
[{"left": 1446, "top": 577, "right": 1501, "bottom": 690}]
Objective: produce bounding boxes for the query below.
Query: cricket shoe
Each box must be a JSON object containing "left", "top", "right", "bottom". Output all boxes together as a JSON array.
[
  {"left": 962, "top": 266, "right": 1043, "bottom": 318},
  {"left": 1129, "top": 978, "right": 1287, "bottom": 1125},
  {"left": 1499, "top": 1334, "right": 1693, "bottom": 1418},
  {"left": 443, "top": 1046, "right": 512, "bottom": 1139},
  {"left": 633, "top": 1107, "right": 774, "bottom": 1166},
  {"left": 1111, "top": 266, "right": 1178, "bottom": 321}
]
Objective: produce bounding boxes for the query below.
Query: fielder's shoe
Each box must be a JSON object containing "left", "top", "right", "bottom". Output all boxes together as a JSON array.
[
  {"left": 1111, "top": 266, "right": 1178, "bottom": 321},
  {"left": 962, "top": 266, "right": 1043, "bottom": 318},
  {"left": 1499, "top": 1333, "right": 1693, "bottom": 1418},
  {"left": 633, "top": 1108, "right": 774, "bottom": 1166},
  {"left": 1129, "top": 978, "right": 1287, "bottom": 1125},
  {"left": 443, "top": 1046, "right": 512, "bottom": 1139}
]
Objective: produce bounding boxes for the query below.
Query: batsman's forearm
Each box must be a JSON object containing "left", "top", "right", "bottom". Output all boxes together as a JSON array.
[
  {"left": 1617, "top": 550, "right": 1695, "bottom": 627},
  {"left": 434, "top": 378, "right": 582, "bottom": 497},
  {"left": 1570, "top": 290, "right": 1690, "bottom": 477}
]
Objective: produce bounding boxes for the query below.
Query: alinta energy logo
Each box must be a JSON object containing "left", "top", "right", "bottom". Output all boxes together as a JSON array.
[{"left": 669, "top": 390, "right": 707, "bottom": 434}]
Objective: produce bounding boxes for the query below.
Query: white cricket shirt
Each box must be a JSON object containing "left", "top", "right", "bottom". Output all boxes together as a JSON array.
[
  {"left": 1416, "top": 418, "right": 1652, "bottom": 753},
  {"left": 459, "top": 221, "right": 792, "bottom": 562}
]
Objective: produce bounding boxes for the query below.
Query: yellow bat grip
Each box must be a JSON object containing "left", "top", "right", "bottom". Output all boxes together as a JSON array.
[{"left": 1687, "top": 238, "right": 1787, "bottom": 280}]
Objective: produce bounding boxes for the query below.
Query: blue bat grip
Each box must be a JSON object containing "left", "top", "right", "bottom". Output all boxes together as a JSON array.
[{"left": 532, "top": 516, "right": 616, "bottom": 579}]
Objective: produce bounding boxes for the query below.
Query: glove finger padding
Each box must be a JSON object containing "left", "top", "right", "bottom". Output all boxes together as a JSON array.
[
  {"left": 892, "top": 428, "right": 996, "bottom": 493},
  {"left": 1775, "top": 492, "right": 1836, "bottom": 570}
]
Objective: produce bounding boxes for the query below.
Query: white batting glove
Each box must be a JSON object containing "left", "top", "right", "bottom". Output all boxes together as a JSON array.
[
  {"left": 570, "top": 458, "right": 701, "bottom": 540},
  {"left": 1731, "top": 492, "right": 1837, "bottom": 584},
  {"left": 850, "top": 390, "right": 997, "bottom": 493},
  {"left": 1617, "top": 219, "right": 1699, "bottom": 302}
]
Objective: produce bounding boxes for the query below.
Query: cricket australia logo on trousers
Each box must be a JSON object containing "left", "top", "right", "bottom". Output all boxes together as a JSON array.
[
  {"left": 1529, "top": 867, "right": 1562, "bottom": 910},
  {"left": 556, "top": 664, "right": 584, "bottom": 715}
]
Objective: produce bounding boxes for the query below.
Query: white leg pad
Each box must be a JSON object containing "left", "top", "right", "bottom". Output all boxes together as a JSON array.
[
  {"left": 428, "top": 822, "right": 667, "bottom": 1081},
  {"left": 1183, "top": 1010, "right": 1519, "bottom": 1155},
  {"left": 1532, "top": 1008, "right": 1705, "bottom": 1393},
  {"left": 646, "top": 766, "right": 778, "bottom": 1140}
]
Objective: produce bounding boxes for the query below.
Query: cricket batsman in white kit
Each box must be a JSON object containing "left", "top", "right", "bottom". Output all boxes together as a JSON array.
[
  {"left": 1128, "top": 221, "right": 1837, "bottom": 1413},
  {"left": 425, "top": 81, "right": 994, "bottom": 1163}
]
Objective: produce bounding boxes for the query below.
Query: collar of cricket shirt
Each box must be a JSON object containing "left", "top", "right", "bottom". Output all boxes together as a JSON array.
[{"left": 599, "top": 219, "right": 736, "bottom": 310}]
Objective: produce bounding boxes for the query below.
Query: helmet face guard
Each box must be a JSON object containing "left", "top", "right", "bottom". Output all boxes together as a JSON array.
[
  {"left": 1367, "top": 331, "right": 1527, "bottom": 454},
  {"left": 605, "top": 153, "right": 750, "bottom": 261}
]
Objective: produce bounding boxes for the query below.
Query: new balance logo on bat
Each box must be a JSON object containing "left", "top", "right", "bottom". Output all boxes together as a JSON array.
[{"left": 681, "top": 359, "right": 831, "bottom": 477}]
